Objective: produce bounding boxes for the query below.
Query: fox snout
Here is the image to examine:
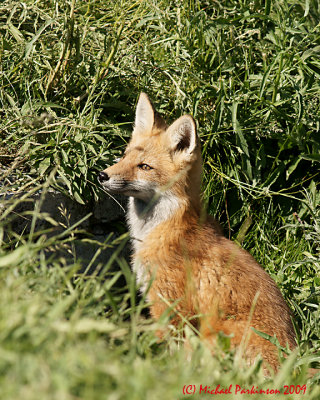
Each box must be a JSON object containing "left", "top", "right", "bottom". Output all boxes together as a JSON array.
[
  {"left": 98, "top": 164, "right": 157, "bottom": 200},
  {"left": 98, "top": 171, "right": 109, "bottom": 183}
]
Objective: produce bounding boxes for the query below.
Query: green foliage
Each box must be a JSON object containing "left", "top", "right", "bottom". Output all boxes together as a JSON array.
[
  {"left": 1, "top": 0, "right": 319, "bottom": 209},
  {"left": 0, "top": 0, "right": 319, "bottom": 398},
  {"left": 0, "top": 185, "right": 319, "bottom": 399}
]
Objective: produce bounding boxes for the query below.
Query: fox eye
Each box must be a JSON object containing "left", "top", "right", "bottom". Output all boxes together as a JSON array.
[{"left": 138, "top": 163, "right": 153, "bottom": 171}]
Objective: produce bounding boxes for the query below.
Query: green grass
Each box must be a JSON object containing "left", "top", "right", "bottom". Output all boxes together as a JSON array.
[{"left": 0, "top": 0, "right": 320, "bottom": 398}]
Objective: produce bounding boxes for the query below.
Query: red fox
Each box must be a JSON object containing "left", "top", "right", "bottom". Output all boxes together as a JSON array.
[{"left": 99, "top": 93, "right": 296, "bottom": 370}]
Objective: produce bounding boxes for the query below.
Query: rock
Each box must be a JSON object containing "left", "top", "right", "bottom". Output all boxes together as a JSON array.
[{"left": 1, "top": 188, "right": 130, "bottom": 270}]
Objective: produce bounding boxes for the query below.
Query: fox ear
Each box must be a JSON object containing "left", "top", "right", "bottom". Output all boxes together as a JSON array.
[
  {"left": 166, "top": 115, "right": 198, "bottom": 155},
  {"left": 134, "top": 92, "right": 154, "bottom": 134}
]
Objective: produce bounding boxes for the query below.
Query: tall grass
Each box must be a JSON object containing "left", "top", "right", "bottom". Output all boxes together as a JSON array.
[{"left": 0, "top": 0, "right": 319, "bottom": 398}]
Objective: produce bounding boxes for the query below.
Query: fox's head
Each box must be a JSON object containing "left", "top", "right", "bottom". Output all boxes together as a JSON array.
[{"left": 99, "top": 93, "right": 202, "bottom": 209}]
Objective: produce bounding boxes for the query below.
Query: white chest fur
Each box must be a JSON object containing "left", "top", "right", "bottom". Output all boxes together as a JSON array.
[
  {"left": 127, "top": 193, "right": 181, "bottom": 292},
  {"left": 127, "top": 193, "right": 180, "bottom": 251}
]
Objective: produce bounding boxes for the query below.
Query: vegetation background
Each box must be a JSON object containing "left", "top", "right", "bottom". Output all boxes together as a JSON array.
[{"left": 0, "top": 0, "right": 319, "bottom": 399}]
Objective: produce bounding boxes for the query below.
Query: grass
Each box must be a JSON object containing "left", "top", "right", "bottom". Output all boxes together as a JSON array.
[{"left": 0, "top": 0, "right": 320, "bottom": 398}]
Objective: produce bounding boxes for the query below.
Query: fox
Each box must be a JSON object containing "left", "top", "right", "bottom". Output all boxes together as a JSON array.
[{"left": 98, "top": 92, "right": 296, "bottom": 371}]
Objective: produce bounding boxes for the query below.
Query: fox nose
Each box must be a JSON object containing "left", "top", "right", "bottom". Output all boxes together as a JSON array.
[{"left": 98, "top": 171, "right": 109, "bottom": 183}]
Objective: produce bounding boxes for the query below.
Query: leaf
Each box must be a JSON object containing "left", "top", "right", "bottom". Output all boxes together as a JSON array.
[
  {"left": 7, "top": 22, "right": 24, "bottom": 43},
  {"left": 306, "top": 60, "right": 320, "bottom": 77},
  {"left": 300, "top": 154, "right": 320, "bottom": 163},
  {"left": 259, "top": 52, "right": 281, "bottom": 98},
  {"left": 251, "top": 327, "right": 284, "bottom": 349},
  {"left": 87, "top": 143, "right": 97, "bottom": 155},
  {"left": 231, "top": 101, "right": 252, "bottom": 180},
  {"left": 29, "top": 101, "right": 69, "bottom": 112},
  {"left": 231, "top": 102, "right": 248, "bottom": 155},
  {"left": 38, "top": 157, "right": 51, "bottom": 175},
  {"left": 53, "top": 318, "right": 127, "bottom": 335},
  {"left": 301, "top": 45, "right": 320, "bottom": 61},
  {"left": 25, "top": 19, "right": 53, "bottom": 59},
  {"left": 265, "top": 0, "right": 271, "bottom": 15},
  {"left": 57, "top": 168, "right": 72, "bottom": 191},
  {"left": 93, "top": 134, "right": 108, "bottom": 142},
  {"left": 286, "top": 157, "right": 301, "bottom": 180},
  {"left": 73, "top": 189, "right": 85, "bottom": 205},
  {"left": 263, "top": 161, "right": 285, "bottom": 189},
  {"left": 5, "top": 93, "right": 17, "bottom": 108},
  {"left": 61, "top": 148, "right": 69, "bottom": 163},
  {"left": 304, "top": 0, "right": 310, "bottom": 17}
]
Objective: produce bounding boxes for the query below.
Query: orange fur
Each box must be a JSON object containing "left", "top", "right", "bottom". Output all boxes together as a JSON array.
[{"left": 99, "top": 93, "right": 296, "bottom": 371}]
